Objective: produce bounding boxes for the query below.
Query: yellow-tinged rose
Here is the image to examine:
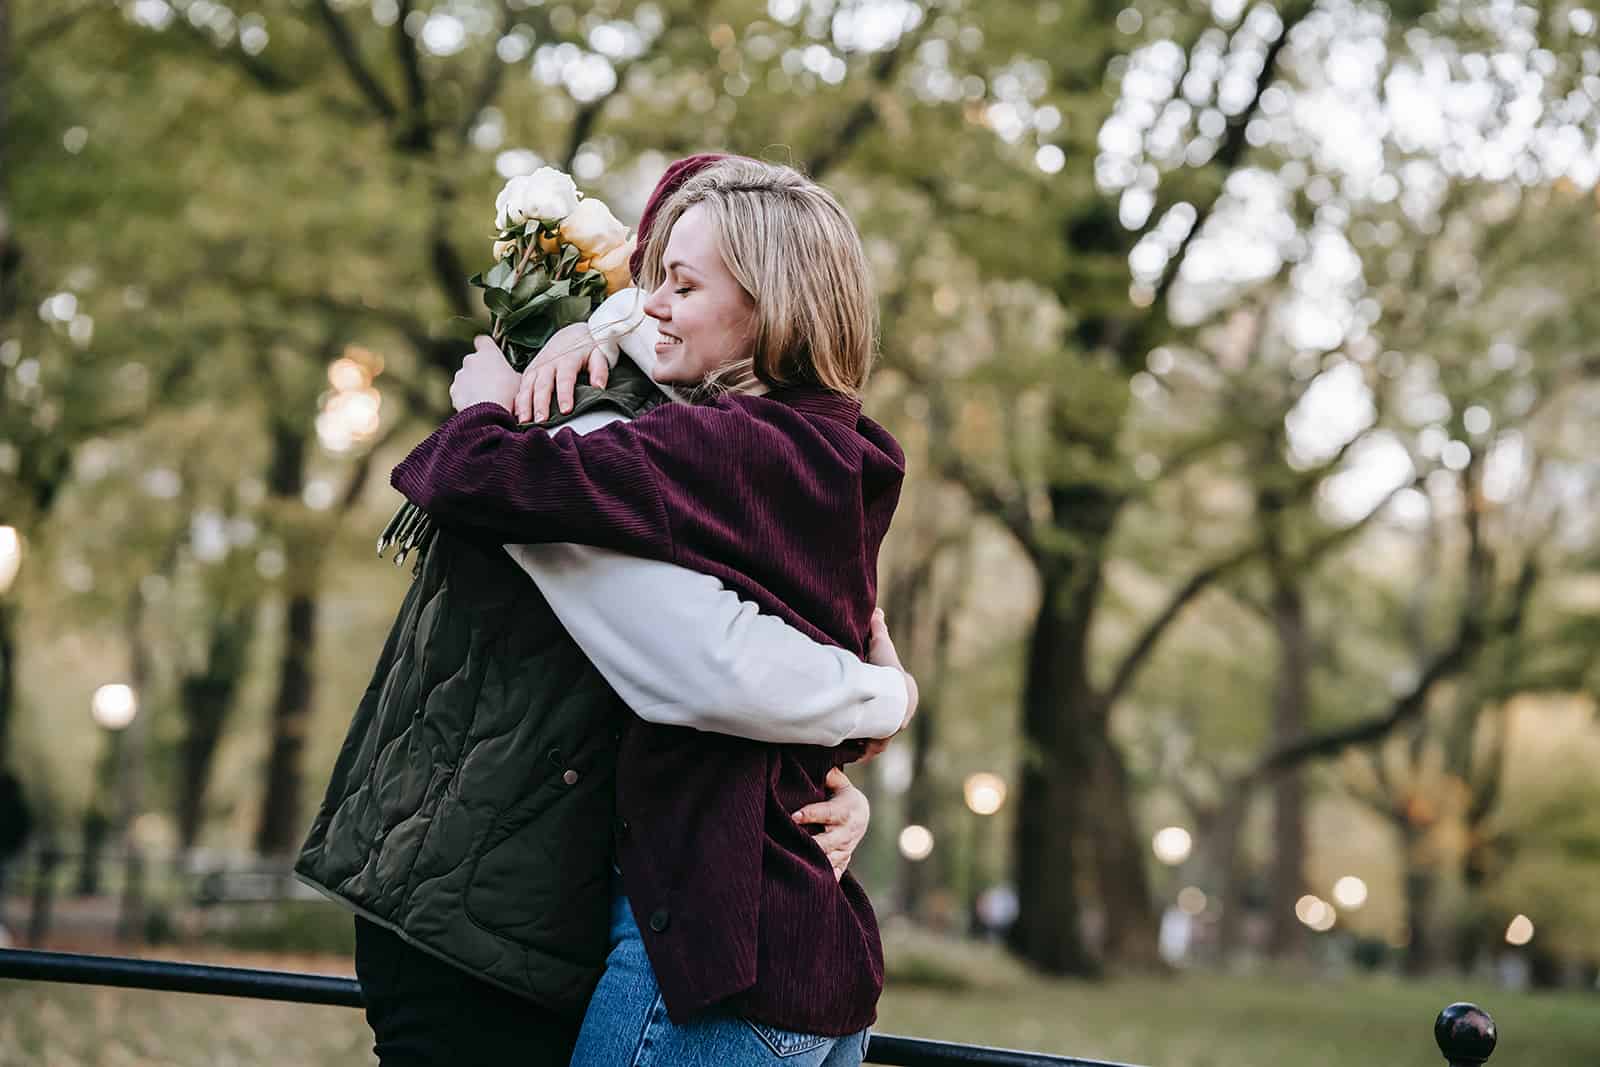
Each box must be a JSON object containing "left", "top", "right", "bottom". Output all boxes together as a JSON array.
[
  {"left": 575, "top": 257, "right": 592, "bottom": 274},
  {"left": 493, "top": 239, "right": 517, "bottom": 261},
  {"left": 559, "top": 198, "right": 628, "bottom": 259},
  {"left": 538, "top": 231, "right": 561, "bottom": 255},
  {"left": 594, "top": 235, "right": 636, "bottom": 295}
]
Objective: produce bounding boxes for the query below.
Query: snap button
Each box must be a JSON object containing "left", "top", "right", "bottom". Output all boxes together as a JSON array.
[
  {"left": 649, "top": 908, "right": 670, "bottom": 933},
  {"left": 562, "top": 769, "right": 580, "bottom": 786}
]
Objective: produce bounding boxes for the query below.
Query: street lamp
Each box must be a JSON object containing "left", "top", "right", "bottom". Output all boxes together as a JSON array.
[
  {"left": 897, "top": 824, "right": 934, "bottom": 862},
  {"left": 962, "top": 772, "right": 1007, "bottom": 937},
  {"left": 1151, "top": 825, "right": 1193, "bottom": 866},
  {"left": 963, "top": 772, "right": 1007, "bottom": 816},
  {"left": 0, "top": 526, "right": 20, "bottom": 594},
  {"left": 91, "top": 684, "right": 138, "bottom": 731}
]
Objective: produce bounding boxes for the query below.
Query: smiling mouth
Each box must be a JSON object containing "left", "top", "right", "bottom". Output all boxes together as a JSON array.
[{"left": 657, "top": 333, "right": 683, "bottom": 347}]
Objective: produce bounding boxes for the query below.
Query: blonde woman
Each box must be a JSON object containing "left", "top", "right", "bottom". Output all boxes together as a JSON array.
[{"left": 398, "top": 158, "right": 902, "bottom": 1066}]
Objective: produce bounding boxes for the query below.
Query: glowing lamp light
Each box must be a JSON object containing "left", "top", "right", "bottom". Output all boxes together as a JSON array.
[
  {"left": 963, "top": 772, "right": 1007, "bottom": 816},
  {"left": 1295, "top": 894, "right": 1337, "bottom": 932},
  {"left": 0, "top": 526, "right": 21, "bottom": 594},
  {"left": 1505, "top": 914, "right": 1534, "bottom": 947},
  {"left": 1332, "top": 875, "right": 1369, "bottom": 910},
  {"left": 1151, "top": 826, "right": 1192, "bottom": 866},
  {"left": 90, "top": 684, "right": 138, "bottom": 731},
  {"left": 898, "top": 824, "right": 934, "bottom": 862},
  {"left": 327, "top": 357, "right": 371, "bottom": 392}
]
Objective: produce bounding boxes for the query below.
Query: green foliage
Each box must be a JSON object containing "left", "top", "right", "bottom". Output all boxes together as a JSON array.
[{"left": 206, "top": 901, "right": 358, "bottom": 956}]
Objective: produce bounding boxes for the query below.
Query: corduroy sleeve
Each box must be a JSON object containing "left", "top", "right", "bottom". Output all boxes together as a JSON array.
[{"left": 391, "top": 401, "right": 678, "bottom": 560}]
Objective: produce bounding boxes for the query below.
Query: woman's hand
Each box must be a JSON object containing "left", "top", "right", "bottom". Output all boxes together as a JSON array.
[
  {"left": 791, "top": 768, "right": 870, "bottom": 881},
  {"left": 858, "top": 607, "right": 917, "bottom": 762},
  {"left": 450, "top": 336, "right": 522, "bottom": 413},
  {"left": 515, "top": 323, "right": 610, "bottom": 423}
]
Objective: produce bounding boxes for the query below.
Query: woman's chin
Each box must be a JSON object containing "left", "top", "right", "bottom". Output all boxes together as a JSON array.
[{"left": 651, "top": 359, "right": 688, "bottom": 385}]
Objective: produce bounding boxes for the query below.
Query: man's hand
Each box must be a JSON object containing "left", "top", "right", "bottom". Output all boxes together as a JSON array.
[
  {"left": 792, "top": 768, "right": 870, "bottom": 881},
  {"left": 450, "top": 335, "right": 522, "bottom": 414},
  {"left": 856, "top": 607, "right": 917, "bottom": 763},
  {"left": 515, "top": 323, "right": 610, "bottom": 423}
]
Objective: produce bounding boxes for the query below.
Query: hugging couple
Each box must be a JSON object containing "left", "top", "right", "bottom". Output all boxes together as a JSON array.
[{"left": 295, "top": 154, "right": 920, "bottom": 1067}]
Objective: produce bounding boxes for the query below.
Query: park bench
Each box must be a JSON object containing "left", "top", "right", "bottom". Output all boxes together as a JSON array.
[{"left": 0, "top": 947, "right": 1499, "bottom": 1066}]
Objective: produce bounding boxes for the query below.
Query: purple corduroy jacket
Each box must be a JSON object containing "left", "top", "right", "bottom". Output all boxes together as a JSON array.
[{"left": 391, "top": 385, "right": 904, "bottom": 1035}]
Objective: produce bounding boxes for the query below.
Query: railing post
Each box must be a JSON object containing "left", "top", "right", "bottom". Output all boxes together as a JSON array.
[{"left": 1435, "top": 1003, "right": 1496, "bottom": 1066}]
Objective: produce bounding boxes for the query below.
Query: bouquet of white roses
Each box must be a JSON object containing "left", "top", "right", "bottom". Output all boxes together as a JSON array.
[{"left": 378, "top": 167, "right": 636, "bottom": 568}]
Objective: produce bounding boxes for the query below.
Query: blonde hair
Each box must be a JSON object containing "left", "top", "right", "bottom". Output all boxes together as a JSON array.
[{"left": 637, "top": 158, "right": 877, "bottom": 397}]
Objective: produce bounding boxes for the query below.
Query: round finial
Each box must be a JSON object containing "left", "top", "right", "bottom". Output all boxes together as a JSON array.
[{"left": 1435, "top": 1003, "right": 1497, "bottom": 1065}]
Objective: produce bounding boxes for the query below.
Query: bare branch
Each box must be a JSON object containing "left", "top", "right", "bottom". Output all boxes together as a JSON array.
[
  {"left": 1145, "top": 0, "right": 1316, "bottom": 316},
  {"left": 806, "top": 8, "right": 933, "bottom": 178},
  {"left": 312, "top": 0, "right": 398, "bottom": 120},
  {"left": 18, "top": 1, "right": 110, "bottom": 51},
  {"left": 1248, "top": 555, "right": 1540, "bottom": 780},
  {"left": 391, "top": 0, "right": 431, "bottom": 150},
  {"left": 455, "top": 1, "right": 516, "bottom": 147},
  {"left": 559, "top": 1, "right": 714, "bottom": 170},
  {"left": 1100, "top": 539, "right": 1261, "bottom": 710}
]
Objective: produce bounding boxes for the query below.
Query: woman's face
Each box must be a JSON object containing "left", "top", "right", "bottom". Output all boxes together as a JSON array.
[{"left": 642, "top": 204, "right": 755, "bottom": 385}]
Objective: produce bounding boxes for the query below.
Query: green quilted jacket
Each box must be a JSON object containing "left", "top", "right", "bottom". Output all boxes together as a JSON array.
[{"left": 295, "top": 362, "right": 664, "bottom": 1015}]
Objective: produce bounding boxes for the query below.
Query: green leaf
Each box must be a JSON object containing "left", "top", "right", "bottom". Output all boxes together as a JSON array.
[
  {"left": 508, "top": 318, "right": 556, "bottom": 350},
  {"left": 497, "top": 278, "right": 573, "bottom": 331},
  {"left": 552, "top": 294, "right": 594, "bottom": 328},
  {"left": 483, "top": 260, "right": 516, "bottom": 290},
  {"left": 510, "top": 266, "right": 551, "bottom": 305},
  {"left": 556, "top": 242, "right": 581, "bottom": 275}
]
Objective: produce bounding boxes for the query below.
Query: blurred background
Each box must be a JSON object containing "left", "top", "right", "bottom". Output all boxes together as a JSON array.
[{"left": 2, "top": 0, "right": 1599, "bottom": 1064}]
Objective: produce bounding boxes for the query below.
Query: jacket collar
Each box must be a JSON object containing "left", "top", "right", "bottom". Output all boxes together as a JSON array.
[{"left": 765, "top": 385, "right": 861, "bottom": 424}]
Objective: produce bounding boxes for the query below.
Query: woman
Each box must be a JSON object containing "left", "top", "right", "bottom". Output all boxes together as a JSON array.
[
  {"left": 297, "top": 155, "right": 914, "bottom": 1067},
  {"left": 397, "top": 157, "right": 902, "bottom": 1065}
]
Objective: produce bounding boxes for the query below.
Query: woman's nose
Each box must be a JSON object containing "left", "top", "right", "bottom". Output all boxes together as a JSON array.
[{"left": 643, "top": 283, "right": 669, "bottom": 322}]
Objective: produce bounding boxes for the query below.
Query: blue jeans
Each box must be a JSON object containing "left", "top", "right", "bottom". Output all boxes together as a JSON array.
[{"left": 570, "top": 884, "right": 869, "bottom": 1067}]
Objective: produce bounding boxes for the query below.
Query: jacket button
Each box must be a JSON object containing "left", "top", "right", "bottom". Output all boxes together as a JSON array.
[
  {"left": 613, "top": 816, "right": 630, "bottom": 839},
  {"left": 562, "top": 769, "right": 580, "bottom": 786},
  {"left": 648, "top": 908, "right": 670, "bottom": 933}
]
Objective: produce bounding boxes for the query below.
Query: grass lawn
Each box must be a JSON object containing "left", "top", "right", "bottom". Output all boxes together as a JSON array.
[{"left": 1, "top": 954, "right": 1594, "bottom": 1066}]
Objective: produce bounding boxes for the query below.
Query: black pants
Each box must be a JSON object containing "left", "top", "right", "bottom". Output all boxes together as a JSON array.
[{"left": 354, "top": 917, "right": 582, "bottom": 1067}]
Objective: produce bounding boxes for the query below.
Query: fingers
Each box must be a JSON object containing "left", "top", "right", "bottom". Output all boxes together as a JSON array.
[
  {"left": 531, "top": 363, "right": 558, "bottom": 423},
  {"left": 791, "top": 799, "right": 845, "bottom": 828},
  {"left": 555, "top": 350, "right": 581, "bottom": 416},
  {"left": 514, "top": 365, "right": 536, "bottom": 422},
  {"left": 855, "top": 738, "right": 890, "bottom": 763},
  {"left": 825, "top": 767, "right": 853, "bottom": 792},
  {"left": 588, "top": 349, "right": 610, "bottom": 390}
]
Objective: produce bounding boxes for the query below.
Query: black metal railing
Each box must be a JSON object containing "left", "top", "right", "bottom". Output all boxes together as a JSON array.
[{"left": 0, "top": 947, "right": 1498, "bottom": 1066}]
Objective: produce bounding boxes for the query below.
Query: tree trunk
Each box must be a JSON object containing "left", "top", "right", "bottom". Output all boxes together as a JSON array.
[
  {"left": 1263, "top": 573, "right": 1309, "bottom": 960},
  {"left": 1402, "top": 830, "right": 1438, "bottom": 976},
  {"left": 177, "top": 604, "right": 257, "bottom": 850},
  {"left": 1207, "top": 788, "right": 1252, "bottom": 963},
  {"left": 1089, "top": 731, "right": 1164, "bottom": 971},
  {"left": 0, "top": 600, "right": 15, "bottom": 770},
  {"left": 1008, "top": 569, "right": 1098, "bottom": 976},
  {"left": 255, "top": 592, "right": 316, "bottom": 857},
  {"left": 254, "top": 419, "right": 318, "bottom": 857}
]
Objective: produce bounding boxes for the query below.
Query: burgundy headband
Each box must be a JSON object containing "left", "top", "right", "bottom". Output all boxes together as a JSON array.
[{"left": 628, "top": 153, "right": 731, "bottom": 280}]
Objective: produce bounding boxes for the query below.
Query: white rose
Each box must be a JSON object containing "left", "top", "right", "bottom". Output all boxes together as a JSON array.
[
  {"left": 492, "top": 239, "right": 517, "bottom": 261},
  {"left": 558, "top": 198, "right": 628, "bottom": 259},
  {"left": 494, "top": 167, "right": 580, "bottom": 230}
]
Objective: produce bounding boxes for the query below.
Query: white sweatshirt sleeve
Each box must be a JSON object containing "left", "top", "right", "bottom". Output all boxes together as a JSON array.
[
  {"left": 501, "top": 409, "right": 908, "bottom": 747},
  {"left": 588, "top": 287, "right": 668, "bottom": 395}
]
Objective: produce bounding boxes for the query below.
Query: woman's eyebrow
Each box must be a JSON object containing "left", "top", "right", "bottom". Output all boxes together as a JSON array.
[{"left": 664, "top": 259, "right": 702, "bottom": 278}]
